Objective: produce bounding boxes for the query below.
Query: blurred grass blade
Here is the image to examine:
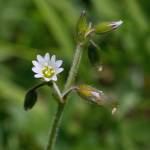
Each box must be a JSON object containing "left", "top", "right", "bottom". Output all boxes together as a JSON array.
[
  {"left": 33, "top": 0, "right": 73, "bottom": 58},
  {"left": 92, "top": 0, "right": 120, "bottom": 19},
  {"left": 48, "top": 0, "right": 79, "bottom": 27},
  {"left": 124, "top": 0, "right": 148, "bottom": 31}
]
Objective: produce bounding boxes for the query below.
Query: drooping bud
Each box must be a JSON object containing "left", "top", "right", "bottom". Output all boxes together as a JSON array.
[
  {"left": 24, "top": 89, "right": 37, "bottom": 111},
  {"left": 88, "top": 41, "right": 102, "bottom": 71},
  {"left": 75, "top": 85, "right": 118, "bottom": 114},
  {"left": 95, "top": 20, "right": 123, "bottom": 34}
]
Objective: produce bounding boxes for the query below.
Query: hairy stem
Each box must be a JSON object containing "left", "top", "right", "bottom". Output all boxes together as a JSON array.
[
  {"left": 46, "top": 43, "right": 84, "bottom": 150},
  {"left": 64, "top": 44, "right": 83, "bottom": 91},
  {"left": 46, "top": 103, "right": 64, "bottom": 150}
]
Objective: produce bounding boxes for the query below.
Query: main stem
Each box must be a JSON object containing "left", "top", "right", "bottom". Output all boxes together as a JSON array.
[
  {"left": 64, "top": 44, "right": 83, "bottom": 91},
  {"left": 46, "top": 103, "right": 64, "bottom": 150},
  {"left": 46, "top": 43, "right": 84, "bottom": 150}
]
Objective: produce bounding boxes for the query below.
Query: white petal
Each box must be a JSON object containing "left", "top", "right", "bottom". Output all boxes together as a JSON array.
[
  {"left": 37, "top": 55, "right": 44, "bottom": 62},
  {"left": 56, "top": 68, "right": 64, "bottom": 74},
  {"left": 52, "top": 75, "right": 57, "bottom": 81},
  {"left": 32, "top": 60, "right": 42, "bottom": 68},
  {"left": 51, "top": 55, "right": 56, "bottom": 63},
  {"left": 44, "top": 53, "right": 50, "bottom": 61},
  {"left": 34, "top": 74, "right": 43, "bottom": 78},
  {"left": 32, "top": 67, "right": 41, "bottom": 73},
  {"left": 55, "top": 60, "right": 63, "bottom": 68},
  {"left": 32, "top": 60, "right": 38, "bottom": 66},
  {"left": 114, "top": 20, "right": 123, "bottom": 26},
  {"left": 44, "top": 77, "right": 51, "bottom": 82}
]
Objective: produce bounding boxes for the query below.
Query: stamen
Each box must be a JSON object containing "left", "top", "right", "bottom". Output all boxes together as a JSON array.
[{"left": 42, "top": 66, "right": 55, "bottom": 78}]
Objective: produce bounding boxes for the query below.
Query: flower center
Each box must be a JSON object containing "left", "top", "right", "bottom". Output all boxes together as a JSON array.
[{"left": 42, "top": 66, "right": 55, "bottom": 78}]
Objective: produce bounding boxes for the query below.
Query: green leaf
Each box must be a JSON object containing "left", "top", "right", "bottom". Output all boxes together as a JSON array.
[{"left": 24, "top": 89, "right": 38, "bottom": 111}]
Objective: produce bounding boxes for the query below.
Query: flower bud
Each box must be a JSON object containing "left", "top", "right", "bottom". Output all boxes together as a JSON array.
[
  {"left": 76, "top": 85, "right": 118, "bottom": 114},
  {"left": 24, "top": 89, "right": 37, "bottom": 111},
  {"left": 88, "top": 42, "right": 102, "bottom": 70},
  {"left": 76, "top": 85, "right": 105, "bottom": 104},
  {"left": 95, "top": 20, "right": 123, "bottom": 34}
]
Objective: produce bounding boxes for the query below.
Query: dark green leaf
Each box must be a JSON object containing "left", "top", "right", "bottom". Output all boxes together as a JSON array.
[{"left": 24, "top": 89, "right": 37, "bottom": 111}]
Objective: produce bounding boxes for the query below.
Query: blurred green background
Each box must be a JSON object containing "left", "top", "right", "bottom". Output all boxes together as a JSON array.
[{"left": 0, "top": 0, "right": 150, "bottom": 150}]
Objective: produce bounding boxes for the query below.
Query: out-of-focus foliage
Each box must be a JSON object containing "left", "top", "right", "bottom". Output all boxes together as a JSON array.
[{"left": 0, "top": 0, "right": 150, "bottom": 150}]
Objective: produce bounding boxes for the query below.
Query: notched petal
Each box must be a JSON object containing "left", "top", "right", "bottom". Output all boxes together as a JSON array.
[
  {"left": 34, "top": 74, "right": 43, "bottom": 78},
  {"left": 51, "top": 55, "right": 56, "bottom": 63},
  {"left": 52, "top": 75, "right": 57, "bottom": 81},
  {"left": 32, "top": 67, "right": 40, "bottom": 73},
  {"left": 44, "top": 77, "right": 51, "bottom": 82},
  {"left": 44, "top": 53, "right": 50, "bottom": 61},
  {"left": 56, "top": 60, "right": 63, "bottom": 68},
  {"left": 37, "top": 55, "right": 44, "bottom": 62},
  {"left": 56, "top": 68, "right": 64, "bottom": 74}
]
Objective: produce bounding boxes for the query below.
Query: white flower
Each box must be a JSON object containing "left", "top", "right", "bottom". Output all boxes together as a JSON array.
[{"left": 32, "top": 53, "right": 64, "bottom": 82}]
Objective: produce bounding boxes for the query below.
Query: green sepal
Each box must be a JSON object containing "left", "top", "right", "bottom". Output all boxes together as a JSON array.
[
  {"left": 95, "top": 22, "right": 112, "bottom": 34},
  {"left": 76, "top": 10, "right": 88, "bottom": 42}
]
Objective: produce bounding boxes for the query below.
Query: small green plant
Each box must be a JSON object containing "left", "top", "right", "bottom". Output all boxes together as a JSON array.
[{"left": 24, "top": 11, "right": 123, "bottom": 150}]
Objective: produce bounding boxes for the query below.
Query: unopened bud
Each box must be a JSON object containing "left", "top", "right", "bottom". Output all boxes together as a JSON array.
[
  {"left": 95, "top": 20, "right": 123, "bottom": 34},
  {"left": 76, "top": 85, "right": 107, "bottom": 105},
  {"left": 88, "top": 43, "right": 102, "bottom": 69},
  {"left": 76, "top": 85, "right": 118, "bottom": 114}
]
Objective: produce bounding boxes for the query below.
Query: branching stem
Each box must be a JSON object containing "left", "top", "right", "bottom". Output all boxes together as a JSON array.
[{"left": 46, "top": 43, "right": 84, "bottom": 150}]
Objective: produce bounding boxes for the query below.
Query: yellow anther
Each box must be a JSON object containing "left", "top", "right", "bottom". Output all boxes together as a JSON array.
[{"left": 42, "top": 66, "right": 55, "bottom": 78}]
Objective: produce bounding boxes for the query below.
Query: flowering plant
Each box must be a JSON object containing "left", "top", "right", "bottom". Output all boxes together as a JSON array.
[{"left": 24, "top": 11, "right": 123, "bottom": 150}]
